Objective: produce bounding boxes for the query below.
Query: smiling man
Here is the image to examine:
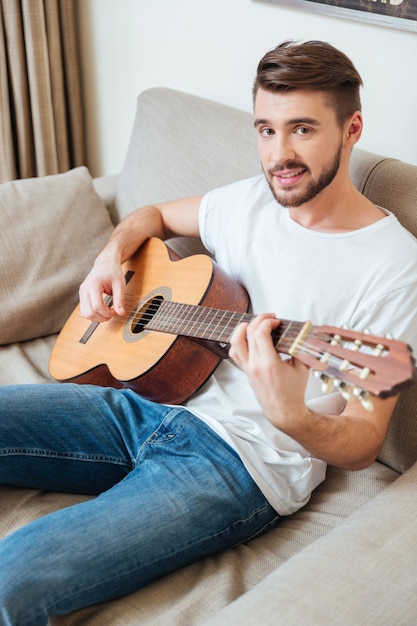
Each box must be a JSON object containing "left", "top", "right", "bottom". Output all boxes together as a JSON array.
[
  {"left": 255, "top": 90, "right": 345, "bottom": 210},
  {"left": 253, "top": 48, "right": 386, "bottom": 232},
  {"left": 1, "top": 41, "right": 417, "bottom": 625}
]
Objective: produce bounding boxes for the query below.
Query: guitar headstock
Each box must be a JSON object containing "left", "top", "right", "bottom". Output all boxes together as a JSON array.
[{"left": 291, "top": 324, "right": 416, "bottom": 411}]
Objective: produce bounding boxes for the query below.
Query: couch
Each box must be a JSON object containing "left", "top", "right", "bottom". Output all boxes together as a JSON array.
[{"left": 1, "top": 87, "right": 417, "bottom": 625}]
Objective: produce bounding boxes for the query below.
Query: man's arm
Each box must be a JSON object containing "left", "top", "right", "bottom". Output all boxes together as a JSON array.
[
  {"left": 79, "top": 197, "right": 202, "bottom": 322},
  {"left": 229, "top": 314, "right": 397, "bottom": 470}
]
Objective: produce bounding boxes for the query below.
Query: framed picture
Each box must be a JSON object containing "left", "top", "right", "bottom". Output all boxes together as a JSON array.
[{"left": 254, "top": 1, "right": 417, "bottom": 33}]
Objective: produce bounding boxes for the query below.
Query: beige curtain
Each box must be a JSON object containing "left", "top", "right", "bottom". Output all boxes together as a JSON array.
[{"left": 0, "top": 0, "right": 85, "bottom": 182}]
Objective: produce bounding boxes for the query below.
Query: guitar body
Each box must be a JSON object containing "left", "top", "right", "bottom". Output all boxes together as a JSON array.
[{"left": 49, "top": 238, "right": 249, "bottom": 404}]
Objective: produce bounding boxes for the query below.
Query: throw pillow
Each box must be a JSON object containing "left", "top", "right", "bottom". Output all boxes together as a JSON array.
[{"left": 0, "top": 166, "right": 114, "bottom": 345}]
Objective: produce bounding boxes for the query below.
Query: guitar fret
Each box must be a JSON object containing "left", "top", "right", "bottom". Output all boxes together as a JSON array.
[
  {"left": 171, "top": 301, "right": 193, "bottom": 334},
  {"left": 275, "top": 320, "right": 294, "bottom": 349},
  {"left": 184, "top": 303, "right": 201, "bottom": 334},
  {"left": 220, "top": 311, "right": 249, "bottom": 343},
  {"left": 190, "top": 305, "right": 209, "bottom": 337},
  {"left": 149, "top": 301, "right": 306, "bottom": 352},
  {"left": 159, "top": 302, "right": 205, "bottom": 337},
  {"left": 150, "top": 301, "right": 253, "bottom": 343},
  {"left": 206, "top": 309, "right": 229, "bottom": 341},
  {"left": 159, "top": 301, "right": 192, "bottom": 334}
]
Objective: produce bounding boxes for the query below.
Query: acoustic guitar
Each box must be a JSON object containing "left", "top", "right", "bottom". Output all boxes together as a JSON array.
[{"left": 49, "top": 237, "right": 416, "bottom": 409}]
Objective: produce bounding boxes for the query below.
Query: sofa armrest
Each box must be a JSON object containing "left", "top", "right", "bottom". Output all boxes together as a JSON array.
[
  {"left": 93, "top": 173, "right": 119, "bottom": 224},
  {"left": 204, "top": 462, "right": 417, "bottom": 625}
]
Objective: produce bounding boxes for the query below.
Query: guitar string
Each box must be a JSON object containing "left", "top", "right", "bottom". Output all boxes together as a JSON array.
[
  {"left": 87, "top": 295, "right": 368, "bottom": 380},
  {"left": 113, "top": 295, "right": 384, "bottom": 351},
  {"left": 113, "top": 294, "right": 292, "bottom": 336},
  {"left": 103, "top": 313, "right": 307, "bottom": 346},
  {"left": 100, "top": 294, "right": 364, "bottom": 354},
  {"left": 95, "top": 313, "right": 366, "bottom": 381},
  {"left": 106, "top": 298, "right": 348, "bottom": 347},
  {"left": 97, "top": 301, "right": 300, "bottom": 345}
]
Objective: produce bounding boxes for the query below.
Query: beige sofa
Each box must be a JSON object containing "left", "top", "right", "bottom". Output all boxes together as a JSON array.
[{"left": 1, "top": 88, "right": 417, "bottom": 625}]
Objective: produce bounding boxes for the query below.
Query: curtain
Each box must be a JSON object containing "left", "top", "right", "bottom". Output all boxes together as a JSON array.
[{"left": 0, "top": 0, "right": 85, "bottom": 182}]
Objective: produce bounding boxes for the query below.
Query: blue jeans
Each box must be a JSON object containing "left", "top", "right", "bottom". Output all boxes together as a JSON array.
[{"left": 0, "top": 384, "right": 279, "bottom": 625}]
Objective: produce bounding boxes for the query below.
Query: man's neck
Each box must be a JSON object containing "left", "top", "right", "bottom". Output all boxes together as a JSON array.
[{"left": 288, "top": 182, "right": 387, "bottom": 234}]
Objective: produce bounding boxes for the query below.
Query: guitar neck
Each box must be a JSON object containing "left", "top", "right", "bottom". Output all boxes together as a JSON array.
[{"left": 145, "top": 300, "right": 300, "bottom": 354}]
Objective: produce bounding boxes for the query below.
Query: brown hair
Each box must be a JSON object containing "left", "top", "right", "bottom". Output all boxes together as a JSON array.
[{"left": 253, "top": 40, "right": 363, "bottom": 126}]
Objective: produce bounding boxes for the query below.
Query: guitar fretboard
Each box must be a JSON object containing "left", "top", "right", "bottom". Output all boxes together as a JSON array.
[{"left": 145, "top": 300, "right": 303, "bottom": 353}]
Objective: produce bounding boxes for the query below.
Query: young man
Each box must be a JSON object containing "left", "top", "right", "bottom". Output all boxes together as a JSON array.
[{"left": 1, "top": 40, "right": 417, "bottom": 624}]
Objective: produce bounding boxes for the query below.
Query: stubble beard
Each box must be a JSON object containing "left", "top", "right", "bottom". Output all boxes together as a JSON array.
[{"left": 264, "top": 142, "right": 343, "bottom": 209}]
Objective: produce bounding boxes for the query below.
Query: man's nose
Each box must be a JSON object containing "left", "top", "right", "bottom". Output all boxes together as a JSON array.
[{"left": 269, "top": 134, "right": 296, "bottom": 167}]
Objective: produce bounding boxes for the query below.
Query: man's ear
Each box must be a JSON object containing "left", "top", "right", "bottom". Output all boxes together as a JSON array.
[{"left": 345, "top": 112, "right": 363, "bottom": 146}]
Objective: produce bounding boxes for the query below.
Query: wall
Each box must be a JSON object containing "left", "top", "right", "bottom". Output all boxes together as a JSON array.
[{"left": 76, "top": 0, "right": 417, "bottom": 177}]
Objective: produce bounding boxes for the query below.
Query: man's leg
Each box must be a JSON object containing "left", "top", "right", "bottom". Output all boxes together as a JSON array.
[
  {"left": 0, "top": 383, "right": 170, "bottom": 493},
  {"left": 0, "top": 385, "right": 279, "bottom": 625}
]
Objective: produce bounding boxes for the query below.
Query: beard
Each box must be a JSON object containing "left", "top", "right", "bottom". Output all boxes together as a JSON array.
[{"left": 264, "top": 142, "right": 343, "bottom": 209}]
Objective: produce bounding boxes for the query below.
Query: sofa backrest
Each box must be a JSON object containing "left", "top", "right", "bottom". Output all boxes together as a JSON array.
[
  {"left": 349, "top": 154, "right": 417, "bottom": 474},
  {"left": 115, "top": 87, "right": 417, "bottom": 475},
  {"left": 115, "top": 87, "right": 261, "bottom": 219}
]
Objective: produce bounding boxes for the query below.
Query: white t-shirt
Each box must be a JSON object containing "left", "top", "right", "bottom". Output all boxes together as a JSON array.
[{"left": 184, "top": 175, "right": 417, "bottom": 515}]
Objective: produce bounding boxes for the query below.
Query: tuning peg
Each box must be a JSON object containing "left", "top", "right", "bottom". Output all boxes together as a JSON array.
[
  {"left": 373, "top": 344, "right": 385, "bottom": 357},
  {"left": 340, "top": 388, "right": 353, "bottom": 402},
  {"left": 321, "top": 377, "right": 334, "bottom": 394},
  {"left": 339, "top": 359, "right": 351, "bottom": 372},
  {"left": 365, "top": 328, "right": 394, "bottom": 341},
  {"left": 319, "top": 352, "right": 330, "bottom": 364},
  {"left": 354, "top": 388, "right": 374, "bottom": 412},
  {"left": 313, "top": 370, "right": 334, "bottom": 394},
  {"left": 333, "top": 380, "right": 352, "bottom": 401},
  {"left": 359, "top": 366, "right": 371, "bottom": 380}
]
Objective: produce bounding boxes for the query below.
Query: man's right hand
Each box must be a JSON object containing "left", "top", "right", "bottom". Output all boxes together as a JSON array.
[
  {"left": 79, "top": 249, "right": 126, "bottom": 322},
  {"left": 78, "top": 197, "right": 202, "bottom": 323}
]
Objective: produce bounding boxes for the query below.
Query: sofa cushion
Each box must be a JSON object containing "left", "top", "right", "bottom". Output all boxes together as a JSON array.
[
  {"left": 203, "top": 462, "right": 417, "bottom": 626},
  {"left": 361, "top": 157, "right": 417, "bottom": 237},
  {"left": 0, "top": 335, "right": 57, "bottom": 385},
  {"left": 0, "top": 167, "right": 114, "bottom": 345}
]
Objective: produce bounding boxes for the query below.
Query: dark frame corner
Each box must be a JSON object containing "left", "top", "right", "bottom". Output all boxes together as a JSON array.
[{"left": 253, "top": 0, "right": 417, "bottom": 33}]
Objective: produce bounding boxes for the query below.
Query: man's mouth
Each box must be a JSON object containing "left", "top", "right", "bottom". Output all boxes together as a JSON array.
[{"left": 273, "top": 168, "right": 306, "bottom": 187}]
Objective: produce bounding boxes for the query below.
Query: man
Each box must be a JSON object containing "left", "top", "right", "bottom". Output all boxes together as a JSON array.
[{"left": 1, "top": 40, "right": 417, "bottom": 624}]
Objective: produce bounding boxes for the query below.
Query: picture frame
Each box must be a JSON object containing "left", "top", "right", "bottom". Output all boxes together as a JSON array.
[{"left": 254, "top": 1, "right": 417, "bottom": 33}]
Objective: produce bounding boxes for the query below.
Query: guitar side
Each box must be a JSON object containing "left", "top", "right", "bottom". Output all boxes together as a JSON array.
[{"left": 49, "top": 238, "right": 249, "bottom": 404}]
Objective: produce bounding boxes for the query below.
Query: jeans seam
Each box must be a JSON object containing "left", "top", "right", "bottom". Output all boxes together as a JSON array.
[
  {"left": 134, "top": 407, "right": 192, "bottom": 463},
  {"left": 0, "top": 448, "right": 129, "bottom": 466}
]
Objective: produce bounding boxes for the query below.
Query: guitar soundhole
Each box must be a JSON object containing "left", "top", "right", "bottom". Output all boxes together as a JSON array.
[{"left": 131, "top": 295, "right": 165, "bottom": 334}]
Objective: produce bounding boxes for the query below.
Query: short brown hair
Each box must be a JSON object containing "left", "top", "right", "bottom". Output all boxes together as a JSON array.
[{"left": 253, "top": 40, "right": 363, "bottom": 126}]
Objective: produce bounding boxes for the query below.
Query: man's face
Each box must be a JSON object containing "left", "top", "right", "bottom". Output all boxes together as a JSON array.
[{"left": 254, "top": 88, "right": 345, "bottom": 208}]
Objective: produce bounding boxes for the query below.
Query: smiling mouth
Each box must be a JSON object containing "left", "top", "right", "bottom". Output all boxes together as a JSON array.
[
  {"left": 273, "top": 168, "right": 307, "bottom": 186},
  {"left": 277, "top": 168, "right": 305, "bottom": 178}
]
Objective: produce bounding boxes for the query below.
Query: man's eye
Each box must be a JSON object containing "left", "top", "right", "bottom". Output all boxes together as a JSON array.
[
  {"left": 260, "top": 127, "right": 273, "bottom": 137},
  {"left": 296, "top": 127, "right": 311, "bottom": 136}
]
